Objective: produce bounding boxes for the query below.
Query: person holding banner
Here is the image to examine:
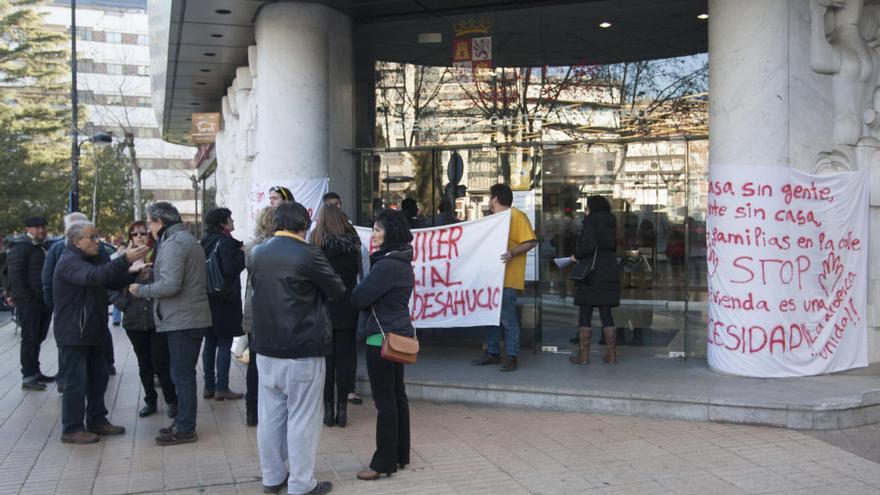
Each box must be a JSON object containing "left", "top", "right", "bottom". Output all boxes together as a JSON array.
[
  {"left": 570, "top": 196, "right": 621, "bottom": 365},
  {"left": 268, "top": 185, "right": 294, "bottom": 207},
  {"left": 471, "top": 184, "right": 536, "bottom": 372},
  {"left": 351, "top": 209, "right": 415, "bottom": 481},
  {"left": 310, "top": 204, "right": 361, "bottom": 428}
]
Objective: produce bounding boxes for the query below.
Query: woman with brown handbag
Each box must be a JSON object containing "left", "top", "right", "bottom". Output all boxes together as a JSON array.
[{"left": 351, "top": 208, "right": 414, "bottom": 481}]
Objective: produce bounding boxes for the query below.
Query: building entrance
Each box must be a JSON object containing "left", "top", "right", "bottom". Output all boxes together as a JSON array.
[{"left": 354, "top": 136, "right": 709, "bottom": 359}]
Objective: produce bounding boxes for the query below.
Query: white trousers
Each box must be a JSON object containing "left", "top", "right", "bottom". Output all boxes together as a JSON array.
[{"left": 257, "top": 355, "right": 325, "bottom": 495}]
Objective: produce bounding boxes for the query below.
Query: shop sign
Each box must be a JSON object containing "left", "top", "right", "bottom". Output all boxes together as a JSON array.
[
  {"left": 356, "top": 210, "right": 511, "bottom": 328},
  {"left": 191, "top": 112, "right": 221, "bottom": 143},
  {"left": 706, "top": 165, "right": 868, "bottom": 377}
]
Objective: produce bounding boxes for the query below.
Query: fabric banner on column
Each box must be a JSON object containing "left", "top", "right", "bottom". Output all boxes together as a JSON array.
[
  {"left": 356, "top": 210, "right": 510, "bottom": 328},
  {"left": 249, "top": 178, "right": 329, "bottom": 222},
  {"left": 707, "top": 165, "right": 868, "bottom": 377}
]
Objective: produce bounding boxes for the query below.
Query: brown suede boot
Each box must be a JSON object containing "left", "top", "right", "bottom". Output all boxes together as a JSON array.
[
  {"left": 603, "top": 327, "right": 617, "bottom": 364},
  {"left": 568, "top": 327, "right": 592, "bottom": 364}
]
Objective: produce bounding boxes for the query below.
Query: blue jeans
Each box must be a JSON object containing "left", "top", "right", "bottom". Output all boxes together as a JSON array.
[
  {"left": 486, "top": 288, "right": 521, "bottom": 358},
  {"left": 166, "top": 328, "right": 205, "bottom": 434},
  {"left": 59, "top": 345, "right": 109, "bottom": 434},
  {"left": 202, "top": 335, "right": 233, "bottom": 392}
]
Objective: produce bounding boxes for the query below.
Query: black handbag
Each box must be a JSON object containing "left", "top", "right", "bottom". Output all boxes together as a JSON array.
[
  {"left": 569, "top": 248, "right": 598, "bottom": 284},
  {"left": 205, "top": 239, "right": 225, "bottom": 294}
]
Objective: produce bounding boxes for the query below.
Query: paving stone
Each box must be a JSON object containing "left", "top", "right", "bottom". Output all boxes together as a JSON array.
[{"left": 0, "top": 316, "right": 876, "bottom": 494}]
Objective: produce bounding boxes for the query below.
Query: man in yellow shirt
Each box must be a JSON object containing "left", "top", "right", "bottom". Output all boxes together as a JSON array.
[{"left": 472, "top": 184, "right": 536, "bottom": 372}]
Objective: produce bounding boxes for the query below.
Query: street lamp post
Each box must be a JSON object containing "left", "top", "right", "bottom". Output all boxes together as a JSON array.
[
  {"left": 70, "top": 0, "right": 79, "bottom": 213},
  {"left": 72, "top": 131, "right": 114, "bottom": 216}
]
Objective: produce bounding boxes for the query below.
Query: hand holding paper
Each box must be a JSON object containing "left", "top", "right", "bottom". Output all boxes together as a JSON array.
[{"left": 554, "top": 257, "right": 574, "bottom": 268}]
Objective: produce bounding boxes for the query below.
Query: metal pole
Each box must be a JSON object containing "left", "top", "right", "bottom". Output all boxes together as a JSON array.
[{"left": 69, "top": 0, "right": 79, "bottom": 212}]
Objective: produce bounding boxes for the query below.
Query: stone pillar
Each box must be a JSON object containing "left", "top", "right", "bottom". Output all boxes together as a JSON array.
[
  {"left": 253, "top": 2, "right": 354, "bottom": 203},
  {"left": 709, "top": 0, "right": 834, "bottom": 169},
  {"left": 709, "top": 0, "right": 880, "bottom": 362}
]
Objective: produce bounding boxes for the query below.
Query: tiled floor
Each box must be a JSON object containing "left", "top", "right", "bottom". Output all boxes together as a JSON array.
[{"left": 0, "top": 315, "right": 878, "bottom": 494}]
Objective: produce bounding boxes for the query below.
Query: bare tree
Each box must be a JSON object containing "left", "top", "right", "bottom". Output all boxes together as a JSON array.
[
  {"left": 376, "top": 62, "right": 452, "bottom": 147},
  {"left": 81, "top": 87, "right": 143, "bottom": 219},
  {"left": 376, "top": 62, "right": 452, "bottom": 213}
]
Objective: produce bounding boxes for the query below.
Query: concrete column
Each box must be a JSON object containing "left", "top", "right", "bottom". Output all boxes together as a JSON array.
[
  {"left": 253, "top": 2, "right": 354, "bottom": 202},
  {"left": 709, "top": 0, "right": 880, "bottom": 363},
  {"left": 708, "top": 0, "right": 833, "bottom": 170}
]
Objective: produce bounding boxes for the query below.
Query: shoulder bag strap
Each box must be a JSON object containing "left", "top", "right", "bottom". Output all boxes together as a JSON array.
[
  {"left": 370, "top": 306, "right": 385, "bottom": 338},
  {"left": 371, "top": 305, "right": 417, "bottom": 339},
  {"left": 590, "top": 247, "right": 598, "bottom": 269}
]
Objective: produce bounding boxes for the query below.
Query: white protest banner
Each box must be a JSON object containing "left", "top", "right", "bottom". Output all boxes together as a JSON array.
[
  {"left": 707, "top": 166, "right": 868, "bottom": 377},
  {"left": 249, "top": 178, "right": 329, "bottom": 222},
  {"left": 356, "top": 210, "right": 510, "bottom": 328}
]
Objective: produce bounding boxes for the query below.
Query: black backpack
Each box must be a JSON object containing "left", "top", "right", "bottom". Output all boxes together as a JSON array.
[{"left": 205, "top": 239, "right": 225, "bottom": 294}]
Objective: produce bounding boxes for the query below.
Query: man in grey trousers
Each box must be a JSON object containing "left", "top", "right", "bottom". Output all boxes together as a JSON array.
[
  {"left": 249, "top": 202, "right": 345, "bottom": 495},
  {"left": 130, "top": 202, "right": 211, "bottom": 446}
]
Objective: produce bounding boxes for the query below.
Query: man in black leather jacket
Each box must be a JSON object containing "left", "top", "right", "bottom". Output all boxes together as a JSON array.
[{"left": 249, "top": 202, "right": 344, "bottom": 495}]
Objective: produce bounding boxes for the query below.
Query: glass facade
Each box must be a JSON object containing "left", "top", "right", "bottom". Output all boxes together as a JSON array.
[{"left": 355, "top": 28, "right": 709, "bottom": 357}]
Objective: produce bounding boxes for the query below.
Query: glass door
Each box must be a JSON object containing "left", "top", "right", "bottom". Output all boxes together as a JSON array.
[{"left": 538, "top": 140, "right": 691, "bottom": 358}]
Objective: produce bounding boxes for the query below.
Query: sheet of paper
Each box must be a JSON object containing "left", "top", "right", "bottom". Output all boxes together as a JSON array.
[{"left": 554, "top": 256, "right": 574, "bottom": 268}]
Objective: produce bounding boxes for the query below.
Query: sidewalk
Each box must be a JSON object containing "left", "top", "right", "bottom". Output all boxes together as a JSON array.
[
  {"left": 367, "top": 344, "right": 880, "bottom": 430},
  {"left": 0, "top": 319, "right": 877, "bottom": 494}
]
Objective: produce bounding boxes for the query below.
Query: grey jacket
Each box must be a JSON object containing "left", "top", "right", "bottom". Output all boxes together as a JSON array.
[{"left": 139, "top": 223, "right": 212, "bottom": 332}]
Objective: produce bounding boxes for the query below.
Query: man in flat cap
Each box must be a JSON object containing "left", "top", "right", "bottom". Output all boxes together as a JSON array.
[{"left": 7, "top": 216, "right": 55, "bottom": 391}]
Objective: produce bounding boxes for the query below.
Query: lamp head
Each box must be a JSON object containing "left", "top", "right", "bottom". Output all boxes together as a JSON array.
[{"left": 90, "top": 132, "right": 113, "bottom": 148}]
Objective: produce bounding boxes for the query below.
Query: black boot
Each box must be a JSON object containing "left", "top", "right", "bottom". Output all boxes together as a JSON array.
[
  {"left": 335, "top": 401, "right": 347, "bottom": 428},
  {"left": 323, "top": 401, "right": 335, "bottom": 427}
]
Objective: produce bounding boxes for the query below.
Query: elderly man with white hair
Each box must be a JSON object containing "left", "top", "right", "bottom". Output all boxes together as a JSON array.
[
  {"left": 53, "top": 220, "right": 148, "bottom": 444},
  {"left": 41, "top": 212, "right": 88, "bottom": 393}
]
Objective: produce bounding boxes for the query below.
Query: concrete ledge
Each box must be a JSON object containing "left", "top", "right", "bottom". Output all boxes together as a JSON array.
[{"left": 354, "top": 347, "right": 880, "bottom": 430}]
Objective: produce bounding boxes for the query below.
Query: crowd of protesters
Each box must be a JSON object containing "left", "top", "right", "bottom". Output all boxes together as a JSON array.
[{"left": 0, "top": 181, "right": 540, "bottom": 495}]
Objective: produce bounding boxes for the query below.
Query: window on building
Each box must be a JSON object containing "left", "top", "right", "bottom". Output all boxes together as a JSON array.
[
  {"left": 137, "top": 65, "right": 150, "bottom": 76},
  {"left": 105, "top": 32, "right": 123, "bottom": 44},
  {"left": 137, "top": 96, "right": 151, "bottom": 106},
  {"left": 136, "top": 127, "right": 159, "bottom": 138},
  {"left": 137, "top": 34, "right": 149, "bottom": 46},
  {"left": 75, "top": 27, "right": 92, "bottom": 41},
  {"left": 104, "top": 94, "right": 123, "bottom": 105},
  {"left": 106, "top": 64, "right": 123, "bottom": 75}
]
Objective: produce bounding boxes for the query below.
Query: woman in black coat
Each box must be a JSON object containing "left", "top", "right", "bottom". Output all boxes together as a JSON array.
[
  {"left": 200, "top": 207, "right": 246, "bottom": 400},
  {"left": 570, "top": 196, "right": 621, "bottom": 365},
  {"left": 311, "top": 204, "right": 361, "bottom": 428},
  {"left": 351, "top": 209, "right": 414, "bottom": 481},
  {"left": 111, "top": 221, "right": 177, "bottom": 418}
]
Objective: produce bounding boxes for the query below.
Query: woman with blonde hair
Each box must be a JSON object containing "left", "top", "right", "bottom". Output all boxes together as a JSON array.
[
  {"left": 242, "top": 206, "right": 276, "bottom": 426},
  {"left": 310, "top": 204, "right": 361, "bottom": 427}
]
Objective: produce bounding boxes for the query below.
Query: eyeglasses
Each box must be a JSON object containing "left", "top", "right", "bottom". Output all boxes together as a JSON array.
[
  {"left": 87, "top": 234, "right": 99, "bottom": 242},
  {"left": 130, "top": 232, "right": 148, "bottom": 237}
]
